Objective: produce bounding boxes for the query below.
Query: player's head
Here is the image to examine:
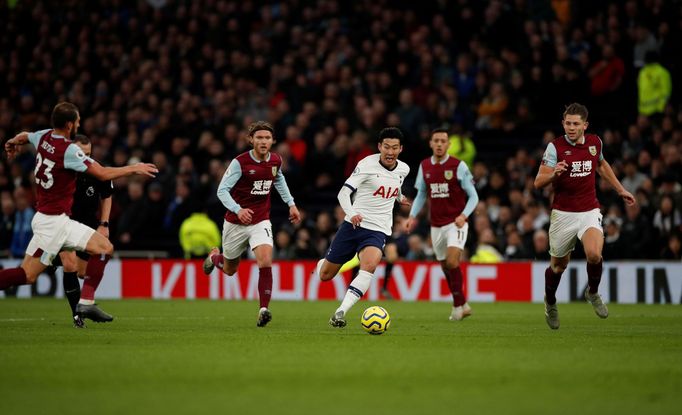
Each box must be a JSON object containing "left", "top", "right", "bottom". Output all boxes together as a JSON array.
[
  {"left": 247, "top": 121, "right": 275, "bottom": 157},
  {"left": 429, "top": 127, "right": 450, "bottom": 158},
  {"left": 51, "top": 102, "right": 80, "bottom": 139},
  {"left": 562, "top": 103, "right": 588, "bottom": 142},
  {"left": 73, "top": 134, "right": 92, "bottom": 156},
  {"left": 377, "top": 127, "right": 403, "bottom": 168}
]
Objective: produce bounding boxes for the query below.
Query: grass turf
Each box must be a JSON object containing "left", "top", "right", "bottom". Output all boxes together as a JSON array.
[{"left": 0, "top": 299, "right": 680, "bottom": 415}]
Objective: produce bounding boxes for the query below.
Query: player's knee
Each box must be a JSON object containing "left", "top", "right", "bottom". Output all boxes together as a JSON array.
[
  {"left": 319, "top": 270, "right": 334, "bottom": 281},
  {"left": 224, "top": 265, "right": 237, "bottom": 276},
  {"left": 103, "top": 240, "right": 114, "bottom": 256},
  {"left": 585, "top": 252, "right": 601, "bottom": 264},
  {"left": 445, "top": 258, "right": 460, "bottom": 270},
  {"left": 551, "top": 263, "right": 567, "bottom": 274}
]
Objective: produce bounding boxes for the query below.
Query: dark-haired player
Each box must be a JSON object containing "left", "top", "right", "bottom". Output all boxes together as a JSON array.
[
  {"left": 315, "top": 127, "right": 411, "bottom": 327},
  {"left": 202, "top": 121, "right": 301, "bottom": 327},
  {"left": 0, "top": 102, "right": 158, "bottom": 322},
  {"left": 405, "top": 127, "right": 479, "bottom": 321},
  {"left": 534, "top": 103, "right": 635, "bottom": 329}
]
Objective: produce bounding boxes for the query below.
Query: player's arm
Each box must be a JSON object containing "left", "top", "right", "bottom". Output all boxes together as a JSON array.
[
  {"left": 273, "top": 168, "right": 301, "bottom": 224},
  {"left": 216, "top": 159, "right": 252, "bottom": 224},
  {"left": 339, "top": 162, "right": 368, "bottom": 228},
  {"left": 96, "top": 179, "right": 114, "bottom": 237},
  {"left": 63, "top": 143, "right": 157, "bottom": 179},
  {"left": 597, "top": 158, "right": 636, "bottom": 206},
  {"left": 86, "top": 160, "right": 157, "bottom": 180},
  {"left": 4, "top": 130, "right": 49, "bottom": 160},
  {"left": 406, "top": 164, "right": 427, "bottom": 233},
  {"left": 456, "top": 161, "right": 479, "bottom": 228},
  {"left": 534, "top": 142, "right": 567, "bottom": 189}
]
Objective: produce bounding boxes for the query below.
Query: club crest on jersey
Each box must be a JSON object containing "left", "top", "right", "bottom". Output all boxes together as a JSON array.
[
  {"left": 272, "top": 167, "right": 278, "bottom": 177},
  {"left": 444, "top": 170, "right": 453, "bottom": 180},
  {"left": 589, "top": 146, "right": 597, "bottom": 156}
]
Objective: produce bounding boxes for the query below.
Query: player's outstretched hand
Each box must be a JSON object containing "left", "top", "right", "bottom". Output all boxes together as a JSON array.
[
  {"left": 404, "top": 216, "right": 417, "bottom": 233},
  {"left": 134, "top": 163, "right": 159, "bottom": 178},
  {"left": 399, "top": 195, "right": 411, "bottom": 207},
  {"left": 554, "top": 160, "right": 568, "bottom": 177},
  {"left": 289, "top": 205, "right": 301, "bottom": 225},
  {"left": 350, "top": 214, "right": 363, "bottom": 229},
  {"left": 455, "top": 214, "right": 467, "bottom": 228},
  {"left": 620, "top": 190, "right": 636, "bottom": 206},
  {"left": 238, "top": 208, "right": 254, "bottom": 224},
  {"left": 4, "top": 140, "right": 18, "bottom": 161}
]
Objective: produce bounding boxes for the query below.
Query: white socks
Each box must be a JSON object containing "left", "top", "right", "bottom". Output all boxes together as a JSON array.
[{"left": 337, "top": 270, "right": 373, "bottom": 314}]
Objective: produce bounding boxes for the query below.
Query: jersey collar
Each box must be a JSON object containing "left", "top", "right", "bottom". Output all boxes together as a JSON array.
[
  {"left": 248, "top": 150, "right": 271, "bottom": 163},
  {"left": 563, "top": 134, "right": 585, "bottom": 146},
  {"left": 430, "top": 154, "right": 450, "bottom": 165}
]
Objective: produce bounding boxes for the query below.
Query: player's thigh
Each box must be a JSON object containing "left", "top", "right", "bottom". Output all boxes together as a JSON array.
[
  {"left": 548, "top": 210, "right": 580, "bottom": 258},
  {"left": 358, "top": 245, "right": 383, "bottom": 272},
  {"left": 65, "top": 219, "right": 97, "bottom": 253},
  {"left": 384, "top": 242, "right": 398, "bottom": 262},
  {"left": 581, "top": 228, "right": 604, "bottom": 262},
  {"left": 84, "top": 230, "right": 113, "bottom": 256},
  {"left": 247, "top": 220, "right": 273, "bottom": 256},
  {"left": 59, "top": 250, "right": 79, "bottom": 272},
  {"left": 432, "top": 223, "right": 467, "bottom": 261},
  {"left": 252, "top": 244, "right": 273, "bottom": 268},
  {"left": 577, "top": 209, "right": 604, "bottom": 260},
  {"left": 26, "top": 212, "right": 70, "bottom": 265},
  {"left": 444, "top": 246, "right": 463, "bottom": 269},
  {"left": 325, "top": 222, "right": 361, "bottom": 265},
  {"left": 357, "top": 230, "right": 387, "bottom": 272},
  {"left": 20, "top": 255, "right": 48, "bottom": 283},
  {"left": 221, "top": 220, "right": 250, "bottom": 260}
]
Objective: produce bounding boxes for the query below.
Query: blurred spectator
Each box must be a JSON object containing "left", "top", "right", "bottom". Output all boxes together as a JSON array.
[
  {"left": 274, "top": 230, "right": 296, "bottom": 260},
  {"left": 447, "top": 129, "right": 477, "bottom": 168},
  {"left": 179, "top": 211, "right": 221, "bottom": 259},
  {"left": 638, "top": 52, "right": 672, "bottom": 117},
  {"left": 532, "top": 229, "right": 551, "bottom": 260},
  {"left": 10, "top": 187, "right": 34, "bottom": 258},
  {"left": 504, "top": 230, "right": 530, "bottom": 260},
  {"left": 470, "top": 228, "right": 503, "bottom": 263},
  {"left": 0, "top": 192, "right": 16, "bottom": 251},
  {"left": 653, "top": 195, "right": 682, "bottom": 243},
  {"left": 621, "top": 159, "right": 648, "bottom": 195},
  {"left": 661, "top": 233, "right": 681, "bottom": 260},
  {"left": 603, "top": 216, "right": 625, "bottom": 260},
  {"left": 405, "top": 234, "right": 427, "bottom": 261}
]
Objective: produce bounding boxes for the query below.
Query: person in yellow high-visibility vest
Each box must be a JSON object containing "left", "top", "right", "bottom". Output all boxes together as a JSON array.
[
  {"left": 637, "top": 51, "right": 672, "bottom": 117},
  {"left": 179, "top": 212, "right": 221, "bottom": 259}
]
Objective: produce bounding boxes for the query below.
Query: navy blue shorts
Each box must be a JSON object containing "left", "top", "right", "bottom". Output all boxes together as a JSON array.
[{"left": 325, "top": 221, "right": 387, "bottom": 264}]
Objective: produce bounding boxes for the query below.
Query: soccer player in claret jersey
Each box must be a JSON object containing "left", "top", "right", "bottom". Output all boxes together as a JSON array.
[
  {"left": 405, "top": 128, "right": 479, "bottom": 321},
  {"left": 534, "top": 103, "right": 635, "bottom": 330},
  {"left": 0, "top": 102, "right": 158, "bottom": 322},
  {"left": 202, "top": 121, "right": 301, "bottom": 327},
  {"left": 316, "top": 127, "right": 410, "bottom": 328},
  {"left": 50, "top": 134, "right": 114, "bottom": 327}
]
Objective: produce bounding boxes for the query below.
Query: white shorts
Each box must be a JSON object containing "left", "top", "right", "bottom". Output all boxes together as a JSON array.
[
  {"left": 221, "top": 219, "right": 273, "bottom": 260},
  {"left": 548, "top": 208, "right": 603, "bottom": 258},
  {"left": 431, "top": 222, "right": 468, "bottom": 261},
  {"left": 26, "top": 212, "right": 95, "bottom": 266}
]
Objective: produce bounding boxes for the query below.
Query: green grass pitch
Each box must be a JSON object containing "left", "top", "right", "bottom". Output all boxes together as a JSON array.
[{"left": 1, "top": 299, "right": 681, "bottom": 415}]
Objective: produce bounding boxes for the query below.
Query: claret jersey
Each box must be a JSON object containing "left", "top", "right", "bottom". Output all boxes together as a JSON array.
[
  {"left": 542, "top": 134, "right": 603, "bottom": 212},
  {"left": 27, "top": 129, "right": 93, "bottom": 215}
]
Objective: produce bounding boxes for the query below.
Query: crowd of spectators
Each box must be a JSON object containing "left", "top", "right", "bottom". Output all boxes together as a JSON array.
[{"left": 1, "top": 0, "right": 681, "bottom": 261}]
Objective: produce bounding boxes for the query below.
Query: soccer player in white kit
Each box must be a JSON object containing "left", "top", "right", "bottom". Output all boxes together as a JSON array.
[{"left": 315, "top": 127, "right": 411, "bottom": 327}]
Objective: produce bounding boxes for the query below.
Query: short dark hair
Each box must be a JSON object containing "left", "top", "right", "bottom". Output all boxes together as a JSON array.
[
  {"left": 429, "top": 127, "right": 449, "bottom": 139},
  {"left": 378, "top": 127, "right": 404, "bottom": 144},
  {"left": 74, "top": 134, "right": 91, "bottom": 145},
  {"left": 247, "top": 121, "right": 274, "bottom": 137},
  {"left": 563, "top": 103, "right": 588, "bottom": 121},
  {"left": 51, "top": 102, "right": 79, "bottom": 129}
]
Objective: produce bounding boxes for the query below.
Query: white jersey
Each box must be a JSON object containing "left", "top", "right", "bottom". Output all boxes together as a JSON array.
[{"left": 343, "top": 154, "right": 410, "bottom": 235}]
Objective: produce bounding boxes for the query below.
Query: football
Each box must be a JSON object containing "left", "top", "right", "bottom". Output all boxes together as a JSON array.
[{"left": 360, "top": 306, "right": 391, "bottom": 335}]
